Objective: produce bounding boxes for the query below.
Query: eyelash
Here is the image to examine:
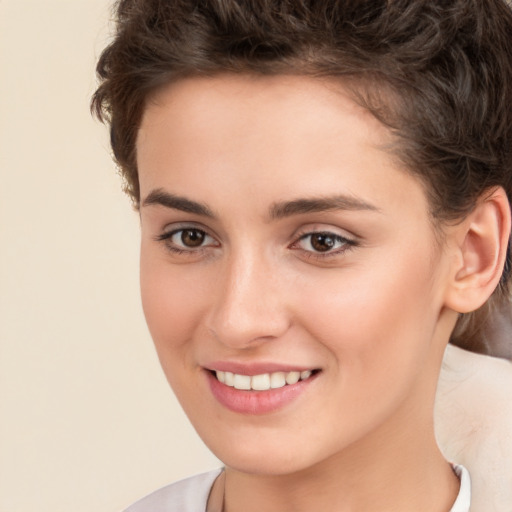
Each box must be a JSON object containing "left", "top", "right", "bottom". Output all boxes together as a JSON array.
[
  {"left": 155, "top": 227, "right": 217, "bottom": 256},
  {"left": 155, "top": 227, "right": 358, "bottom": 260},
  {"left": 290, "top": 231, "right": 358, "bottom": 260}
]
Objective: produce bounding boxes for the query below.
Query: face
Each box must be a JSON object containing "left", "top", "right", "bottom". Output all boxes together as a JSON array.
[{"left": 137, "top": 75, "right": 456, "bottom": 476}]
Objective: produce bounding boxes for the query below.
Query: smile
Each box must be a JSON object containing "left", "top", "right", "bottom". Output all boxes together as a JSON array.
[
  {"left": 207, "top": 368, "right": 320, "bottom": 414},
  {"left": 215, "top": 370, "right": 314, "bottom": 391}
]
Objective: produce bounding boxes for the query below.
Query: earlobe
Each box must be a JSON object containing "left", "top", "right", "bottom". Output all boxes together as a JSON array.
[{"left": 444, "top": 187, "right": 511, "bottom": 314}]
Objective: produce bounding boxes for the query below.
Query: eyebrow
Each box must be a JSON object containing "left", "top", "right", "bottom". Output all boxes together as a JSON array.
[
  {"left": 142, "top": 188, "right": 379, "bottom": 220},
  {"left": 142, "top": 188, "right": 216, "bottom": 218},
  {"left": 269, "top": 195, "right": 380, "bottom": 219}
]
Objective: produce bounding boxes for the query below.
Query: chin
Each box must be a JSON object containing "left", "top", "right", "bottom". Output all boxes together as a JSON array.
[
  {"left": 222, "top": 451, "right": 312, "bottom": 476},
  {"left": 200, "top": 428, "right": 329, "bottom": 476}
]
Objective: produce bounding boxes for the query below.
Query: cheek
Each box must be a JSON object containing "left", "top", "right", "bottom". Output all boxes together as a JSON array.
[
  {"left": 296, "top": 248, "right": 440, "bottom": 376},
  {"left": 139, "top": 248, "right": 207, "bottom": 360},
  {"left": 287, "top": 252, "right": 442, "bottom": 445}
]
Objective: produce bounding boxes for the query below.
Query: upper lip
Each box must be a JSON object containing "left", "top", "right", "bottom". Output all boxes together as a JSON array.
[{"left": 204, "top": 361, "right": 319, "bottom": 376}]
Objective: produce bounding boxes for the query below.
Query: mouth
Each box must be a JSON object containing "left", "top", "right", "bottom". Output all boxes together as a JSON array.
[
  {"left": 205, "top": 367, "right": 321, "bottom": 414},
  {"left": 211, "top": 369, "right": 319, "bottom": 391}
]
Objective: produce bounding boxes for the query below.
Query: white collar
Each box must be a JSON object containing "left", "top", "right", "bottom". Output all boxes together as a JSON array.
[{"left": 450, "top": 464, "right": 471, "bottom": 512}]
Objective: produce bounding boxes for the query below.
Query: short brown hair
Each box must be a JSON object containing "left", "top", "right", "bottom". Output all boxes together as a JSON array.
[{"left": 92, "top": 0, "right": 512, "bottom": 355}]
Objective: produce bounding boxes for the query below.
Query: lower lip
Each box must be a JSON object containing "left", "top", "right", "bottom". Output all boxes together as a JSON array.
[{"left": 206, "top": 371, "right": 318, "bottom": 415}]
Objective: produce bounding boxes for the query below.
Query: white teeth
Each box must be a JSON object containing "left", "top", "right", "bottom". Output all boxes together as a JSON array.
[
  {"left": 224, "top": 371, "right": 234, "bottom": 386},
  {"left": 215, "top": 369, "right": 315, "bottom": 390},
  {"left": 270, "top": 372, "right": 286, "bottom": 389},
  {"left": 233, "top": 374, "right": 251, "bottom": 390},
  {"left": 285, "top": 371, "right": 300, "bottom": 385},
  {"left": 251, "top": 373, "right": 271, "bottom": 391}
]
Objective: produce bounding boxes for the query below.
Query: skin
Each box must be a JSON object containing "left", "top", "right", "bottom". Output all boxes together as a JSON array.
[{"left": 136, "top": 74, "right": 467, "bottom": 511}]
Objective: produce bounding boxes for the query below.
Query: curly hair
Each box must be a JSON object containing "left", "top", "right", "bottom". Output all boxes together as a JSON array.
[{"left": 92, "top": 0, "right": 512, "bottom": 355}]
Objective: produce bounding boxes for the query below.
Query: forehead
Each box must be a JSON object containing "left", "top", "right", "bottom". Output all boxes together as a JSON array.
[
  {"left": 136, "top": 74, "right": 429, "bottom": 223},
  {"left": 139, "top": 74, "right": 390, "bottom": 149}
]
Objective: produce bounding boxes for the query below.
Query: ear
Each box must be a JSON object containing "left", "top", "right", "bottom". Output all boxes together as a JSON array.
[{"left": 444, "top": 187, "right": 511, "bottom": 314}]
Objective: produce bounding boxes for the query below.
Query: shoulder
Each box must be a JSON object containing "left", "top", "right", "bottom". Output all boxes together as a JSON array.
[
  {"left": 437, "top": 344, "right": 512, "bottom": 431},
  {"left": 122, "top": 469, "right": 223, "bottom": 512},
  {"left": 436, "top": 345, "right": 512, "bottom": 510},
  {"left": 436, "top": 344, "right": 512, "bottom": 453}
]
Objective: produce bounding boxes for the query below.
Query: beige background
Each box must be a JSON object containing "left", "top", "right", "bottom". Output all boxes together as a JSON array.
[{"left": 0, "top": 1, "right": 219, "bottom": 511}]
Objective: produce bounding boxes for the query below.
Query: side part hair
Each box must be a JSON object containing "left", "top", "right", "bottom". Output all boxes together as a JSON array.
[{"left": 92, "top": 0, "right": 512, "bottom": 356}]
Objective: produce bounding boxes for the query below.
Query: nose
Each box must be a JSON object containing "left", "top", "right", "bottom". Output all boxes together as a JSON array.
[{"left": 205, "top": 248, "right": 291, "bottom": 349}]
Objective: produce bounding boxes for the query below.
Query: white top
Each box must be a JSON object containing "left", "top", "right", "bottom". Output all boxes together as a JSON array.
[
  {"left": 122, "top": 465, "right": 471, "bottom": 512},
  {"left": 123, "top": 469, "right": 222, "bottom": 512}
]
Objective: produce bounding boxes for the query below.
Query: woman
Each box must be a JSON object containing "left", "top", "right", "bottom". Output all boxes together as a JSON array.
[{"left": 92, "top": 1, "right": 512, "bottom": 510}]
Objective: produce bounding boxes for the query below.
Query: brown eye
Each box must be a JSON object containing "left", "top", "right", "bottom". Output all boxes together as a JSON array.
[
  {"left": 293, "top": 230, "right": 355, "bottom": 257},
  {"left": 157, "top": 227, "right": 217, "bottom": 253},
  {"left": 310, "top": 233, "right": 336, "bottom": 252},
  {"left": 181, "top": 229, "right": 205, "bottom": 247}
]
